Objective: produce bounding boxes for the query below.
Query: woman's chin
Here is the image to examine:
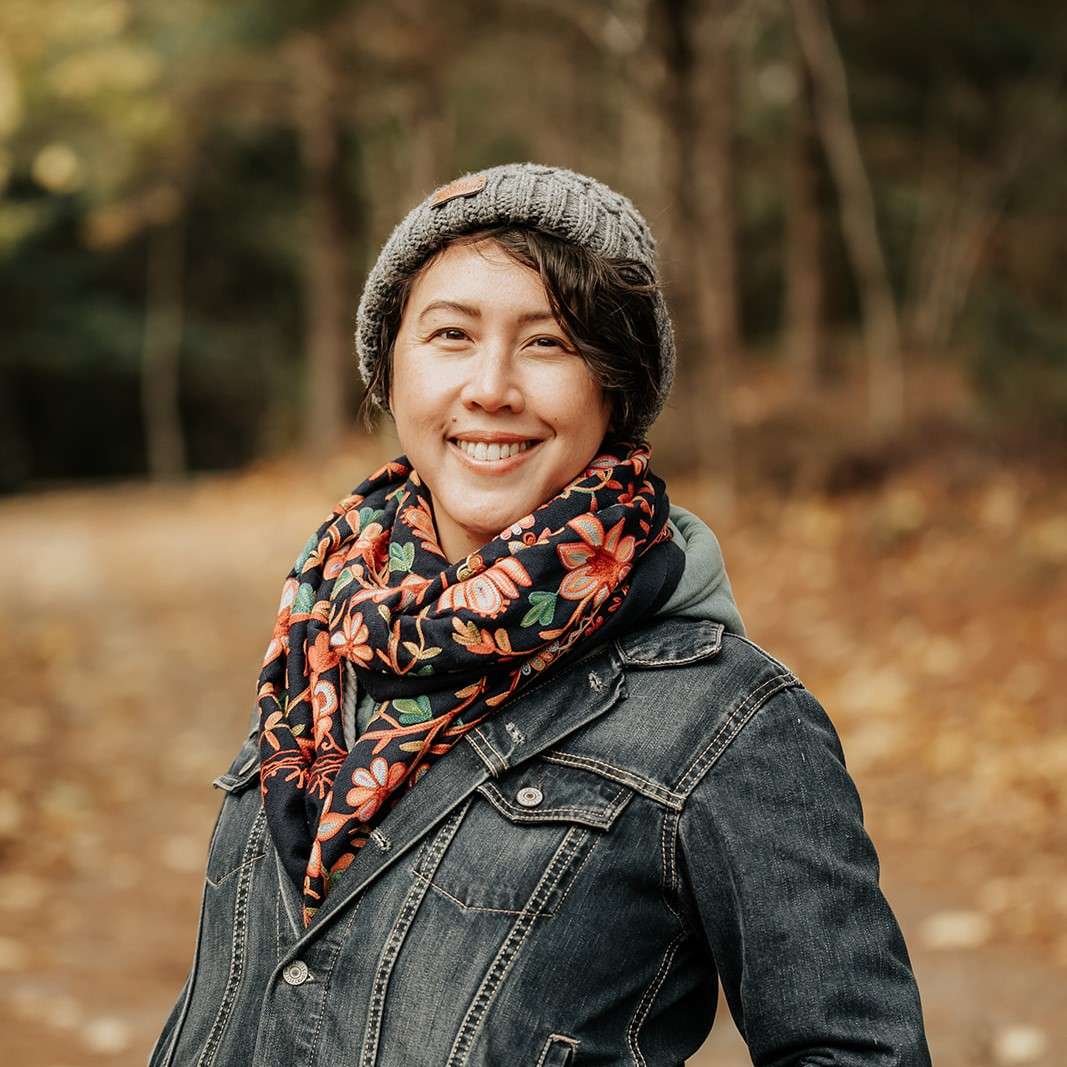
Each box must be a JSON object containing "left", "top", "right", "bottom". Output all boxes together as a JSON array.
[{"left": 456, "top": 510, "right": 526, "bottom": 545}]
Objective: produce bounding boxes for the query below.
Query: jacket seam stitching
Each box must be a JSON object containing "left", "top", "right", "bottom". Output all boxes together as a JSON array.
[
  {"left": 410, "top": 869, "right": 529, "bottom": 916},
  {"left": 156, "top": 800, "right": 224, "bottom": 1067},
  {"left": 660, "top": 808, "right": 689, "bottom": 934},
  {"left": 204, "top": 849, "right": 267, "bottom": 890},
  {"left": 625, "top": 928, "right": 686, "bottom": 1067},
  {"left": 275, "top": 882, "right": 283, "bottom": 963},
  {"left": 722, "top": 632, "right": 797, "bottom": 677},
  {"left": 535, "top": 1033, "right": 581, "bottom": 1067},
  {"left": 616, "top": 642, "right": 721, "bottom": 667},
  {"left": 547, "top": 828, "right": 600, "bottom": 915},
  {"left": 196, "top": 807, "right": 265, "bottom": 1066},
  {"left": 478, "top": 779, "right": 630, "bottom": 826},
  {"left": 614, "top": 622, "right": 724, "bottom": 668},
  {"left": 676, "top": 673, "right": 800, "bottom": 796},
  {"left": 360, "top": 802, "right": 470, "bottom": 1067},
  {"left": 303, "top": 893, "right": 366, "bottom": 1067},
  {"left": 539, "top": 751, "right": 684, "bottom": 810},
  {"left": 445, "top": 825, "right": 593, "bottom": 1065},
  {"left": 468, "top": 727, "right": 508, "bottom": 774}
]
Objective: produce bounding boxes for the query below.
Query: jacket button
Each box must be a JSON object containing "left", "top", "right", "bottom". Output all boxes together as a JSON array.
[
  {"left": 516, "top": 786, "right": 544, "bottom": 808},
  {"left": 282, "top": 960, "right": 310, "bottom": 986}
]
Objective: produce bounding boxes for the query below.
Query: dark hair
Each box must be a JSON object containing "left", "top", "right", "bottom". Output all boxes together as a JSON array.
[{"left": 357, "top": 224, "right": 663, "bottom": 440}]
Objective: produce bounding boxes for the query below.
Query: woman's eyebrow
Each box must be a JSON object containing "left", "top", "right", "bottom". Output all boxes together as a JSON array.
[{"left": 416, "top": 300, "right": 556, "bottom": 326}]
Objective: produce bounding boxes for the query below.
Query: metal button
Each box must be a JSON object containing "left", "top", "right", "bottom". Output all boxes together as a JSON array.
[
  {"left": 282, "top": 960, "right": 310, "bottom": 986},
  {"left": 516, "top": 786, "right": 544, "bottom": 808}
]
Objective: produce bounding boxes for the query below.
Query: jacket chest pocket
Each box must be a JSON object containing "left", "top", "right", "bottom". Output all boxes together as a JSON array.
[
  {"left": 412, "top": 759, "right": 633, "bottom": 917},
  {"left": 206, "top": 731, "right": 267, "bottom": 888}
]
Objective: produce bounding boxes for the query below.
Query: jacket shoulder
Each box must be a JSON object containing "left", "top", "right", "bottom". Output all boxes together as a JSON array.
[{"left": 548, "top": 617, "right": 804, "bottom": 805}]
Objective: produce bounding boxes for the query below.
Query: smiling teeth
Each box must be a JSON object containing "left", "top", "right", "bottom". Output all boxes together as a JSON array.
[{"left": 454, "top": 439, "right": 532, "bottom": 461}]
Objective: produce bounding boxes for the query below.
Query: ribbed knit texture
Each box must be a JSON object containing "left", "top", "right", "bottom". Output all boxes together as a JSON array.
[{"left": 354, "top": 162, "right": 675, "bottom": 439}]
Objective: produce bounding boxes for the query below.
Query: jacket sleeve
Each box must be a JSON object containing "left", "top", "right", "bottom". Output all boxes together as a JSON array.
[{"left": 677, "top": 682, "right": 932, "bottom": 1065}]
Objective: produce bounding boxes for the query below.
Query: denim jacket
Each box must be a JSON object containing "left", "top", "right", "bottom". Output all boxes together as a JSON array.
[{"left": 149, "top": 614, "right": 930, "bottom": 1066}]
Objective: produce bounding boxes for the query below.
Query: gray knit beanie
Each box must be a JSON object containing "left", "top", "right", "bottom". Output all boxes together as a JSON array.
[{"left": 355, "top": 162, "right": 675, "bottom": 439}]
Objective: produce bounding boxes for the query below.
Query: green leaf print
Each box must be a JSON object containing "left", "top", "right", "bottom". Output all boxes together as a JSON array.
[
  {"left": 393, "top": 695, "right": 433, "bottom": 724},
  {"left": 389, "top": 541, "right": 416, "bottom": 573},
  {"left": 522, "top": 590, "right": 557, "bottom": 627},
  {"left": 359, "top": 506, "right": 385, "bottom": 528},
  {"left": 293, "top": 582, "right": 317, "bottom": 614},
  {"left": 294, "top": 532, "right": 318, "bottom": 572}
]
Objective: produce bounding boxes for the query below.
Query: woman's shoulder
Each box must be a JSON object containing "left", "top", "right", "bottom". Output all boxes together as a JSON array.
[{"left": 538, "top": 616, "right": 814, "bottom": 806}]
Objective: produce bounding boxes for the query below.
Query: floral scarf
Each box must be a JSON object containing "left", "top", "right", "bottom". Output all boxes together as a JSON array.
[{"left": 257, "top": 435, "right": 682, "bottom": 926}]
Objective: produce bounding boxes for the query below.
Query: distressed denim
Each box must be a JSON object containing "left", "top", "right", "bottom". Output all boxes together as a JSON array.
[{"left": 149, "top": 617, "right": 931, "bottom": 1066}]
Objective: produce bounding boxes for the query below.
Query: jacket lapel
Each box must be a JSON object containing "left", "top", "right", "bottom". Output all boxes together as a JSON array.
[{"left": 288, "top": 642, "right": 628, "bottom": 948}]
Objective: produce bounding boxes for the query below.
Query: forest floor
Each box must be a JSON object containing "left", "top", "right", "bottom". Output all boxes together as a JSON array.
[{"left": 0, "top": 366, "right": 1064, "bottom": 1066}]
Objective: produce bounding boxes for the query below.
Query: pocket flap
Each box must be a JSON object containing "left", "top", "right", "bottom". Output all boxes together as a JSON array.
[{"left": 477, "top": 759, "right": 633, "bottom": 830}]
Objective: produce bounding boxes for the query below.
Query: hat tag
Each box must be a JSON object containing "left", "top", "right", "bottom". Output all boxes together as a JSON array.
[{"left": 430, "top": 173, "right": 487, "bottom": 209}]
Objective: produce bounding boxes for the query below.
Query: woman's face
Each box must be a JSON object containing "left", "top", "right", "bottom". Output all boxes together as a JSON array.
[{"left": 389, "top": 239, "right": 612, "bottom": 564}]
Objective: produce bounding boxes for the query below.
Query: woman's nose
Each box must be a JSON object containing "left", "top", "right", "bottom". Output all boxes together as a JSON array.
[{"left": 459, "top": 344, "right": 524, "bottom": 413}]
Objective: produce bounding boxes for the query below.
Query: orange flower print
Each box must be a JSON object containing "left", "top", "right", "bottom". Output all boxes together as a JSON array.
[
  {"left": 349, "top": 571, "right": 434, "bottom": 612},
  {"left": 350, "top": 521, "right": 389, "bottom": 572},
  {"left": 558, "top": 514, "right": 635, "bottom": 606},
  {"left": 262, "top": 709, "right": 286, "bottom": 751},
  {"left": 305, "top": 793, "right": 353, "bottom": 904},
  {"left": 262, "top": 578, "right": 300, "bottom": 665},
  {"left": 300, "top": 534, "right": 333, "bottom": 573},
  {"left": 402, "top": 499, "right": 446, "bottom": 559},
  {"left": 346, "top": 756, "right": 408, "bottom": 821},
  {"left": 277, "top": 576, "right": 299, "bottom": 613},
  {"left": 323, "top": 551, "right": 348, "bottom": 580},
  {"left": 435, "top": 556, "right": 533, "bottom": 618},
  {"left": 312, "top": 679, "right": 338, "bottom": 747},
  {"left": 262, "top": 637, "right": 283, "bottom": 667},
  {"left": 329, "top": 611, "right": 373, "bottom": 666},
  {"left": 308, "top": 630, "right": 340, "bottom": 675},
  {"left": 341, "top": 504, "right": 365, "bottom": 534}
]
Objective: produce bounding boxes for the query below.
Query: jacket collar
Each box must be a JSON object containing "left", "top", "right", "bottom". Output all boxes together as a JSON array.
[
  {"left": 469, "top": 617, "right": 725, "bottom": 777},
  {"left": 283, "top": 617, "right": 724, "bottom": 950}
]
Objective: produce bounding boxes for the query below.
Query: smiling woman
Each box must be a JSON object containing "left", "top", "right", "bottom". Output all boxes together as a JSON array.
[
  {"left": 388, "top": 238, "right": 613, "bottom": 562},
  {"left": 150, "top": 163, "right": 932, "bottom": 1067}
]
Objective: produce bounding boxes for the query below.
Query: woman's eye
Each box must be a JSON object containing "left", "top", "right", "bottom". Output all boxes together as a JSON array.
[
  {"left": 531, "top": 336, "right": 567, "bottom": 349},
  {"left": 433, "top": 328, "right": 468, "bottom": 341}
]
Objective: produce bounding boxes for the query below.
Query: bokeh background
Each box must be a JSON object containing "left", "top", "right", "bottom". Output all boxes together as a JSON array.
[{"left": 1, "top": 1, "right": 1065, "bottom": 1064}]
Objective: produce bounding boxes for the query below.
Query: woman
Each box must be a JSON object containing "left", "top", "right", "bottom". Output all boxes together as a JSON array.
[{"left": 150, "top": 163, "right": 931, "bottom": 1066}]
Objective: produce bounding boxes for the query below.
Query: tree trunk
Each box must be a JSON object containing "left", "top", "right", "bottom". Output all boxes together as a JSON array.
[
  {"left": 698, "top": 0, "right": 743, "bottom": 402},
  {"left": 652, "top": 0, "right": 737, "bottom": 513},
  {"left": 790, "top": 0, "right": 903, "bottom": 435},
  {"left": 783, "top": 50, "right": 823, "bottom": 396},
  {"left": 408, "top": 72, "right": 453, "bottom": 205},
  {"left": 291, "top": 33, "right": 352, "bottom": 457},
  {"left": 907, "top": 156, "right": 1001, "bottom": 353},
  {"left": 404, "top": 0, "right": 455, "bottom": 206},
  {"left": 142, "top": 192, "right": 187, "bottom": 481}
]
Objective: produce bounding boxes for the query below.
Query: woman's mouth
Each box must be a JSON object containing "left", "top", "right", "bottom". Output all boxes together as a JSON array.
[{"left": 448, "top": 437, "right": 541, "bottom": 469}]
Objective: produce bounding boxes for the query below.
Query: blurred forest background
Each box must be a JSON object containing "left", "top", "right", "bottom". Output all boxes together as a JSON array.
[{"left": 1, "top": 0, "right": 1065, "bottom": 1065}]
